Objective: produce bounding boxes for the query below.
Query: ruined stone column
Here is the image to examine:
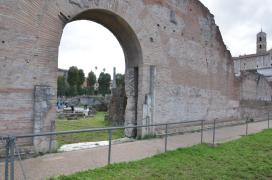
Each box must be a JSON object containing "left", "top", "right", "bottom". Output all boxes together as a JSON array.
[
  {"left": 142, "top": 66, "right": 156, "bottom": 136},
  {"left": 112, "top": 67, "right": 117, "bottom": 89},
  {"left": 33, "top": 85, "right": 55, "bottom": 153},
  {"left": 124, "top": 67, "right": 138, "bottom": 137}
]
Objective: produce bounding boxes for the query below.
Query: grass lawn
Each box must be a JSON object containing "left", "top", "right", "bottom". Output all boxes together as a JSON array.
[
  {"left": 56, "top": 112, "right": 124, "bottom": 146},
  {"left": 52, "top": 129, "right": 272, "bottom": 180}
]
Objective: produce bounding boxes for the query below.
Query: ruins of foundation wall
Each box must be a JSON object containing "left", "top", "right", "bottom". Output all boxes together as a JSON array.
[{"left": 0, "top": 0, "right": 271, "bottom": 152}]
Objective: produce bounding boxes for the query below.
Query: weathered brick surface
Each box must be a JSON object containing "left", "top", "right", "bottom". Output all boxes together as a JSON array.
[
  {"left": 0, "top": 0, "right": 268, "bottom": 151},
  {"left": 240, "top": 72, "right": 272, "bottom": 101}
]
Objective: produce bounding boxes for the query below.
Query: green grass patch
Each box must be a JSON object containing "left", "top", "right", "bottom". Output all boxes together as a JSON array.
[
  {"left": 52, "top": 129, "right": 272, "bottom": 180},
  {"left": 56, "top": 112, "right": 124, "bottom": 146}
]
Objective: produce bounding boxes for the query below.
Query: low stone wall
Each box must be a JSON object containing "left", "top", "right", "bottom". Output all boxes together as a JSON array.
[
  {"left": 240, "top": 100, "right": 272, "bottom": 120},
  {"left": 153, "top": 117, "right": 267, "bottom": 137},
  {"left": 62, "top": 95, "right": 110, "bottom": 111}
]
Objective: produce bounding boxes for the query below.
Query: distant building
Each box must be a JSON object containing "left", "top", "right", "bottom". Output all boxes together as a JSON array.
[
  {"left": 256, "top": 31, "right": 267, "bottom": 54},
  {"left": 110, "top": 80, "right": 113, "bottom": 90},
  {"left": 58, "top": 68, "right": 68, "bottom": 79},
  {"left": 233, "top": 30, "right": 272, "bottom": 81},
  {"left": 82, "top": 79, "right": 88, "bottom": 88},
  {"left": 94, "top": 82, "right": 99, "bottom": 91}
]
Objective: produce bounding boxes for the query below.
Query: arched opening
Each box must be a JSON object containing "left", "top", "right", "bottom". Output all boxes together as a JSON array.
[
  {"left": 58, "top": 20, "right": 125, "bottom": 78},
  {"left": 73, "top": 9, "right": 142, "bottom": 67},
  {"left": 56, "top": 9, "right": 142, "bottom": 146}
]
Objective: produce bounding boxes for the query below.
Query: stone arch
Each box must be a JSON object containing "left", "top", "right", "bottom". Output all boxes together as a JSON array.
[
  {"left": 71, "top": 9, "right": 143, "bottom": 68},
  {"left": 60, "top": 9, "right": 143, "bottom": 137},
  {"left": 1, "top": 0, "right": 245, "bottom": 153}
]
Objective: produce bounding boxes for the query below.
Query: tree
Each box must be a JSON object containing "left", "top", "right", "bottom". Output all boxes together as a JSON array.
[
  {"left": 87, "top": 71, "right": 97, "bottom": 95},
  {"left": 67, "top": 85, "right": 77, "bottom": 97},
  {"left": 116, "top": 73, "right": 125, "bottom": 88},
  {"left": 78, "top": 69, "right": 85, "bottom": 88},
  {"left": 57, "top": 76, "right": 68, "bottom": 97},
  {"left": 87, "top": 71, "right": 97, "bottom": 88},
  {"left": 67, "top": 66, "right": 86, "bottom": 96},
  {"left": 77, "top": 69, "right": 85, "bottom": 95},
  {"left": 67, "top": 66, "right": 79, "bottom": 87},
  {"left": 98, "top": 72, "right": 111, "bottom": 96}
]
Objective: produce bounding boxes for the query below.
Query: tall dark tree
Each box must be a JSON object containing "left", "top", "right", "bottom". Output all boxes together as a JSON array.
[
  {"left": 98, "top": 72, "right": 111, "bottom": 96},
  {"left": 77, "top": 69, "right": 85, "bottom": 95},
  {"left": 57, "top": 76, "right": 68, "bottom": 97},
  {"left": 67, "top": 66, "right": 86, "bottom": 96},
  {"left": 116, "top": 73, "right": 125, "bottom": 88},
  {"left": 87, "top": 71, "right": 97, "bottom": 95},
  {"left": 67, "top": 85, "right": 78, "bottom": 97},
  {"left": 87, "top": 71, "right": 97, "bottom": 88},
  {"left": 78, "top": 69, "right": 85, "bottom": 87},
  {"left": 67, "top": 66, "right": 79, "bottom": 87}
]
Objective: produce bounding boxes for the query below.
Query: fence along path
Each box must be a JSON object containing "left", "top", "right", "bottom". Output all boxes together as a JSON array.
[{"left": 0, "top": 119, "right": 270, "bottom": 180}]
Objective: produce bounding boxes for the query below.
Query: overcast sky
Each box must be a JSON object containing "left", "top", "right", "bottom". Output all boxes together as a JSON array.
[
  {"left": 58, "top": 1, "right": 272, "bottom": 76},
  {"left": 200, "top": 0, "right": 272, "bottom": 56},
  {"left": 58, "top": 20, "right": 125, "bottom": 77}
]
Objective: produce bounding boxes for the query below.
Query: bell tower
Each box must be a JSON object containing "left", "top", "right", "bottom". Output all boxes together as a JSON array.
[{"left": 257, "top": 30, "right": 267, "bottom": 54}]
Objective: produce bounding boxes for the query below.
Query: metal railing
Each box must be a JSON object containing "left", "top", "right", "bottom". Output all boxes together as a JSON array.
[{"left": 0, "top": 113, "right": 271, "bottom": 180}]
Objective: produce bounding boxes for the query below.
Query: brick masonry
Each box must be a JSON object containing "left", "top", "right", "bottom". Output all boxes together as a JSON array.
[{"left": 0, "top": 0, "right": 271, "bottom": 152}]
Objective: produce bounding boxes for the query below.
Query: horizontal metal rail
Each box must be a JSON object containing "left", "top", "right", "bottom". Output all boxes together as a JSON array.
[
  {"left": 0, "top": 119, "right": 203, "bottom": 140},
  {"left": 0, "top": 117, "right": 270, "bottom": 140},
  {"left": 1, "top": 112, "right": 271, "bottom": 180}
]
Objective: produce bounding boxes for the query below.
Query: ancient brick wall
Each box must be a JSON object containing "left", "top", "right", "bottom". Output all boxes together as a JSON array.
[
  {"left": 240, "top": 72, "right": 272, "bottom": 101},
  {"left": 240, "top": 100, "right": 272, "bottom": 120},
  {"left": 0, "top": 0, "right": 251, "bottom": 151},
  {"left": 239, "top": 72, "right": 272, "bottom": 120},
  {"left": 144, "top": 0, "right": 240, "bottom": 123}
]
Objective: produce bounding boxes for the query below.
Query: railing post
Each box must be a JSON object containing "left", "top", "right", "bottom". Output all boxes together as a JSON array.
[
  {"left": 5, "top": 137, "right": 10, "bottom": 180},
  {"left": 212, "top": 119, "right": 216, "bottom": 146},
  {"left": 246, "top": 118, "right": 249, "bottom": 136},
  {"left": 49, "top": 121, "right": 54, "bottom": 153},
  {"left": 108, "top": 129, "right": 112, "bottom": 165},
  {"left": 268, "top": 113, "right": 270, "bottom": 129},
  {"left": 164, "top": 124, "right": 168, "bottom": 152},
  {"left": 10, "top": 137, "right": 15, "bottom": 180},
  {"left": 201, "top": 120, "right": 204, "bottom": 144}
]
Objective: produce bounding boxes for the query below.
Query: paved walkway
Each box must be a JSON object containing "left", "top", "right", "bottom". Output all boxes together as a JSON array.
[{"left": 0, "top": 120, "right": 270, "bottom": 180}]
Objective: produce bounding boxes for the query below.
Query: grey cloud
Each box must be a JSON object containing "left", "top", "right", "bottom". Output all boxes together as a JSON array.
[{"left": 200, "top": 0, "right": 272, "bottom": 56}]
